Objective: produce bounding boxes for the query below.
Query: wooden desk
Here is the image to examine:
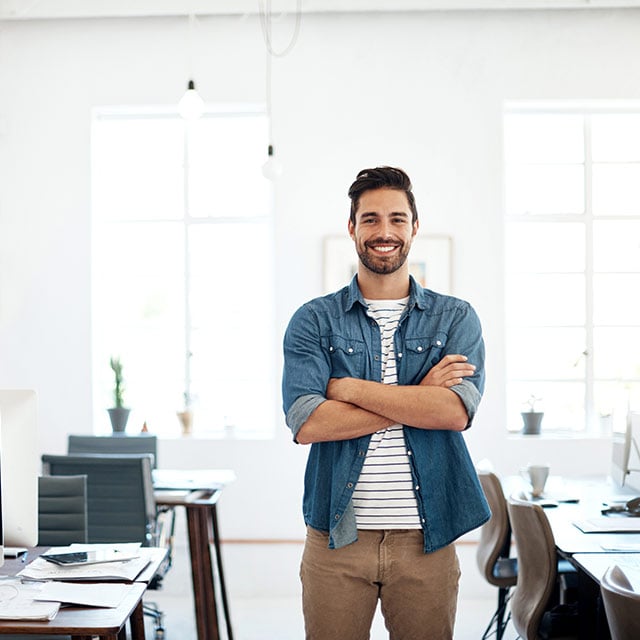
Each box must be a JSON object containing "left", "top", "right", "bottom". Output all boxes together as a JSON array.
[
  {"left": 0, "top": 548, "right": 160, "bottom": 640},
  {"left": 509, "top": 476, "right": 640, "bottom": 640},
  {"left": 154, "top": 469, "right": 235, "bottom": 640}
]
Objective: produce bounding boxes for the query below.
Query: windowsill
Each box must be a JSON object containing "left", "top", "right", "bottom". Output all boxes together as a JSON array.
[{"left": 506, "top": 430, "right": 612, "bottom": 441}]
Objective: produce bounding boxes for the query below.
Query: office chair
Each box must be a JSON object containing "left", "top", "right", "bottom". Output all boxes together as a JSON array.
[
  {"left": 68, "top": 433, "right": 158, "bottom": 468},
  {"left": 600, "top": 564, "right": 640, "bottom": 640},
  {"left": 507, "top": 496, "right": 578, "bottom": 640},
  {"left": 38, "top": 474, "right": 88, "bottom": 546},
  {"left": 476, "top": 470, "right": 518, "bottom": 640},
  {"left": 41, "top": 453, "right": 168, "bottom": 640}
]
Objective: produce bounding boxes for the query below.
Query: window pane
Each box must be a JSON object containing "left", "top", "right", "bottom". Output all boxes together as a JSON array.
[
  {"left": 507, "top": 381, "right": 584, "bottom": 432},
  {"left": 505, "top": 164, "right": 584, "bottom": 215},
  {"left": 593, "top": 164, "right": 640, "bottom": 216},
  {"left": 506, "top": 328, "right": 586, "bottom": 380},
  {"left": 592, "top": 114, "right": 640, "bottom": 162},
  {"left": 593, "top": 220, "right": 640, "bottom": 272},
  {"left": 505, "top": 222, "right": 584, "bottom": 273},
  {"left": 593, "top": 274, "right": 640, "bottom": 325},
  {"left": 92, "top": 118, "right": 184, "bottom": 221},
  {"left": 593, "top": 328, "right": 640, "bottom": 380},
  {"left": 506, "top": 274, "right": 585, "bottom": 326},
  {"left": 188, "top": 115, "right": 270, "bottom": 219},
  {"left": 594, "top": 382, "right": 640, "bottom": 434},
  {"left": 504, "top": 114, "right": 584, "bottom": 164},
  {"left": 187, "top": 221, "right": 275, "bottom": 435}
]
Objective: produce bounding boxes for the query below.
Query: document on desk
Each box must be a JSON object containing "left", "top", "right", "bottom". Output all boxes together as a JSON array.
[
  {"left": 573, "top": 517, "right": 640, "bottom": 533},
  {"left": 35, "top": 581, "right": 130, "bottom": 608},
  {"left": 0, "top": 579, "right": 60, "bottom": 620},
  {"left": 18, "top": 545, "right": 150, "bottom": 582}
]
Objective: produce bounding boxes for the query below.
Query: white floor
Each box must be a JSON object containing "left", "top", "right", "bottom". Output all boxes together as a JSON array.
[{"left": 144, "top": 514, "right": 505, "bottom": 640}]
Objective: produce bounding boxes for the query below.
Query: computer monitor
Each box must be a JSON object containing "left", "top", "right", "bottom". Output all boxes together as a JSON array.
[
  {"left": 611, "top": 411, "right": 640, "bottom": 493},
  {"left": 0, "top": 389, "right": 39, "bottom": 565}
]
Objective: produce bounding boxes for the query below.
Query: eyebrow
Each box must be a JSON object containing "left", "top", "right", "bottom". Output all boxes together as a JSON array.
[{"left": 358, "top": 211, "right": 410, "bottom": 220}]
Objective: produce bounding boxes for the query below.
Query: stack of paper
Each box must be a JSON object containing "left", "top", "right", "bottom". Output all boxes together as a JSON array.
[{"left": 0, "top": 579, "right": 60, "bottom": 621}]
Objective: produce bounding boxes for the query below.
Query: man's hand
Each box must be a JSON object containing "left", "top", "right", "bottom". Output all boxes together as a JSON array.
[{"left": 419, "top": 354, "right": 475, "bottom": 388}]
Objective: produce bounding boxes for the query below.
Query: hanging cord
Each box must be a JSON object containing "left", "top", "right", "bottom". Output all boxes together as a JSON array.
[{"left": 257, "top": 0, "right": 303, "bottom": 58}]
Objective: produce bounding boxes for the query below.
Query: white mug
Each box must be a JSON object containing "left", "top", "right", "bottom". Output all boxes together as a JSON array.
[{"left": 521, "top": 464, "right": 550, "bottom": 498}]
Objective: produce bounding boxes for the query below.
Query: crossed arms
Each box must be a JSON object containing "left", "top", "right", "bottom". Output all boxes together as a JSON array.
[{"left": 295, "top": 354, "right": 476, "bottom": 445}]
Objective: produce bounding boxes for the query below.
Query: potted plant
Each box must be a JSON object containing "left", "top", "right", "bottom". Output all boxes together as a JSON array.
[
  {"left": 521, "top": 394, "right": 543, "bottom": 435},
  {"left": 107, "top": 356, "right": 130, "bottom": 433},
  {"left": 177, "top": 391, "right": 194, "bottom": 436}
]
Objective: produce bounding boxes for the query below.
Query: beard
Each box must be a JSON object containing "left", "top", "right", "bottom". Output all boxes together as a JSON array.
[{"left": 356, "top": 239, "right": 411, "bottom": 275}]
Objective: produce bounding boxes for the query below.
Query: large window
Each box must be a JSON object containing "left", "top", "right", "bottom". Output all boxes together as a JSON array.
[
  {"left": 505, "top": 104, "right": 640, "bottom": 434},
  {"left": 91, "top": 107, "right": 276, "bottom": 438}
]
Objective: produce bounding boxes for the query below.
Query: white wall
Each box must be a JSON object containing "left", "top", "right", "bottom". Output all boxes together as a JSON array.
[{"left": 1, "top": 8, "right": 640, "bottom": 541}]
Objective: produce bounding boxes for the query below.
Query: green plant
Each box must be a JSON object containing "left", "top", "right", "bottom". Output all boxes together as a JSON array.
[
  {"left": 523, "top": 394, "right": 542, "bottom": 413},
  {"left": 109, "top": 356, "right": 126, "bottom": 408}
]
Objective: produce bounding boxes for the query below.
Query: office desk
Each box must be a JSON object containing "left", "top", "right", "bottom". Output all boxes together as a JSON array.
[
  {"left": 0, "top": 548, "right": 165, "bottom": 640},
  {"left": 154, "top": 469, "right": 235, "bottom": 640},
  {"left": 509, "top": 476, "right": 640, "bottom": 640}
]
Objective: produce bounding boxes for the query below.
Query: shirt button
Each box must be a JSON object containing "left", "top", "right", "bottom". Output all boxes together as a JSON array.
[
  {"left": 329, "top": 346, "right": 334, "bottom": 352},
  {"left": 415, "top": 485, "right": 420, "bottom": 491},
  {"left": 347, "top": 482, "right": 353, "bottom": 489},
  {"left": 347, "top": 347, "right": 354, "bottom": 353},
  {"left": 417, "top": 346, "right": 423, "bottom": 352},
  {"left": 358, "top": 450, "right": 366, "bottom": 456},
  {"left": 398, "top": 352, "right": 403, "bottom": 358},
  {"left": 436, "top": 340, "right": 442, "bottom": 346},
  {"left": 407, "top": 450, "right": 412, "bottom": 456},
  {"left": 374, "top": 355, "right": 379, "bottom": 361},
  {"left": 334, "top": 514, "right": 340, "bottom": 520}
]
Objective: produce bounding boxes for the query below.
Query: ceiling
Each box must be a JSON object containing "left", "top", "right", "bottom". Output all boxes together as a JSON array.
[{"left": 2, "top": 0, "right": 640, "bottom": 20}]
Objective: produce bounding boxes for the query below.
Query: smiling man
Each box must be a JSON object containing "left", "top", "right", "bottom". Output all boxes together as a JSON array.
[{"left": 282, "top": 166, "right": 490, "bottom": 640}]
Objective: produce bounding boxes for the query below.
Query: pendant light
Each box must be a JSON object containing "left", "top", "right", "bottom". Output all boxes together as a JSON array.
[
  {"left": 258, "top": 0, "right": 302, "bottom": 180},
  {"left": 179, "top": 14, "right": 204, "bottom": 121}
]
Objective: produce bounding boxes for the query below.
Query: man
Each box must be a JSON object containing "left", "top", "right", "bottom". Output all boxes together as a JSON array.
[{"left": 282, "top": 166, "right": 489, "bottom": 640}]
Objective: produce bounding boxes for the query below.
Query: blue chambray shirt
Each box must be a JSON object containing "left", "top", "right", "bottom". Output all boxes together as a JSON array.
[{"left": 282, "top": 275, "right": 490, "bottom": 552}]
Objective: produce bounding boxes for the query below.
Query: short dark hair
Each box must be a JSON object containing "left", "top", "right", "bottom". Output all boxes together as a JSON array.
[{"left": 348, "top": 166, "right": 418, "bottom": 225}]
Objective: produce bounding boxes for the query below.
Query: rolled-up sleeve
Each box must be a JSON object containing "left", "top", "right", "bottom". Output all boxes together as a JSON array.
[
  {"left": 446, "top": 301, "right": 485, "bottom": 428},
  {"left": 282, "top": 304, "right": 331, "bottom": 441}
]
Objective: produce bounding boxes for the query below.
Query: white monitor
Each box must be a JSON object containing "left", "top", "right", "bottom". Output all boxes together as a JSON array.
[
  {"left": 0, "top": 389, "right": 39, "bottom": 565},
  {"left": 611, "top": 411, "right": 640, "bottom": 493}
]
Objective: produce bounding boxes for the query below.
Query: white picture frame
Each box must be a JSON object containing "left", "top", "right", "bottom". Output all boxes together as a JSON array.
[{"left": 323, "top": 235, "right": 453, "bottom": 295}]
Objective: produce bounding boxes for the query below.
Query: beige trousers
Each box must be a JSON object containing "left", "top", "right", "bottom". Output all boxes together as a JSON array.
[{"left": 300, "top": 527, "right": 460, "bottom": 640}]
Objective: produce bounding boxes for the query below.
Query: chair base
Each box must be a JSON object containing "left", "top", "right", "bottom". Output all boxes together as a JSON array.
[{"left": 482, "top": 586, "right": 511, "bottom": 640}]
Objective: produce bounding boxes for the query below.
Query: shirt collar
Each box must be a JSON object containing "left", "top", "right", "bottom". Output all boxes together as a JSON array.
[{"left": 343, "top": 274, "right": 428, "bottom": 312}]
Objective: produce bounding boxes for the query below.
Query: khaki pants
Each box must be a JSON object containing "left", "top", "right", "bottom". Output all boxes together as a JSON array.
[{"left": 300, "top": 527, "right": 460, "bottom": 640}]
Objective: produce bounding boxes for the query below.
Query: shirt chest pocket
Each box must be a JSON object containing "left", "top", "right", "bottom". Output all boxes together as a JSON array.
[
  {"left": 320, "top": 335, "right": 365, "bottom": 378},
  {"left": 403, "top": 333, "right": 448, "bottom": 370}
]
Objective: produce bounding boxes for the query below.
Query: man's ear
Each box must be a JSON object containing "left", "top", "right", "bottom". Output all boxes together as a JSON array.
[
  {"left": 412, "top": 219, "right": 419, "bottom": 238},
  {"left": 348, "top": 219, "right": 355, "bottom": 240}
]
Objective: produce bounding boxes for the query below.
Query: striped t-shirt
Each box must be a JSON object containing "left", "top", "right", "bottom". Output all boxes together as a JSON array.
[{"left": 352, "top": 298, "right": 421, "bottom": 530}]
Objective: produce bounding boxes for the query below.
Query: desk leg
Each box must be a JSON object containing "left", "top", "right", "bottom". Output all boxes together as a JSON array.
[
  {"left": 129, "top": 599, "right": 147, "bottom": 640},
  {"left": 211, "top": 504, "right": 234, "bottom": 640},
  {"left": 187, "top": 505, "right": 220, "bottom": 640}
]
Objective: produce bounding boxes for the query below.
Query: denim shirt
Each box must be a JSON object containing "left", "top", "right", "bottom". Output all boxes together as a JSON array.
[{"left": 282, "top": 276, "right": 490, "bottom": 552}]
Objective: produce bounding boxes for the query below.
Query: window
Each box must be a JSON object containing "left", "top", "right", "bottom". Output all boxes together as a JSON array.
[
  {"left": 504, "top": 104, "right": 640, "bottom": 434},
  {"left": 91, "top": 107, "right": 276, "bottom": 438}
]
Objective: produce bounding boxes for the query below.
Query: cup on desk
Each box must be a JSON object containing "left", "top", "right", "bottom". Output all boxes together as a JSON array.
[{"left": 521, "top": 463, "right": 550, "bottom": 498}]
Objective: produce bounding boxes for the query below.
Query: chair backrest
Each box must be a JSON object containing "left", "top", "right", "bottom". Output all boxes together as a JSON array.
[
  {"left": 68, "top": 434, "right": 158, "bottom": 469},
  {"left": 601, "top": 564, "right": 640, "bottom": 640},
  {"left": 507, "top": 496, "right": 558, "bottom": 640},
  {"left": 38, "top": 474, "right": 88, "bottom": 546},
  {"left": 41, "top": 453, "right": 156, "bottom": 545},
  {"left": 476, "top": 469, "right": 516, "bottom": 588}
]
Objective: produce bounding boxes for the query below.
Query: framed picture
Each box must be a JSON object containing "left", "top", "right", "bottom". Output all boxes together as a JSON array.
[{"left": 323, "top": 235, "right": 453, "bottom": 294}]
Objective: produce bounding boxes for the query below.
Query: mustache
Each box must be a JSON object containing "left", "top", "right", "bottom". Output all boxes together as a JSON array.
[{"left": 364, "top": 237, "right": 402, "bottom": 247}]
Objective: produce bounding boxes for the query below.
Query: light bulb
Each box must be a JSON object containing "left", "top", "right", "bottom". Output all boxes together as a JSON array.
[
  {"left": 262, "top": 144, "right": 283, "bottom": 180},
  {"left": 178, "top": 80, "right": 205, "bottom": 120}
]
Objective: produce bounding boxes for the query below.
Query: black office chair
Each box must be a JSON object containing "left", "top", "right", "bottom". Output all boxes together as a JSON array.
[
  {"left": 41, "top": 453, "right": 168, "bottom": 640},
  {"left": 68, "top": 433, "right": 158, "bottom": 468},
  {"left": 38, "top": 474, "right": 88, "bottom": 546}
]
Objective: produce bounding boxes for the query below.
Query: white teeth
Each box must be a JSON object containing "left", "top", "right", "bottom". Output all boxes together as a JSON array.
[{"left": 374, "top": 246, "right": 395, "bottom": 252}]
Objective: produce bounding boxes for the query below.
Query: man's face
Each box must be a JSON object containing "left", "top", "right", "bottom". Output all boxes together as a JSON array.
[{"left": 348, "top": 188, "right": 418, "bottom": 276}]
